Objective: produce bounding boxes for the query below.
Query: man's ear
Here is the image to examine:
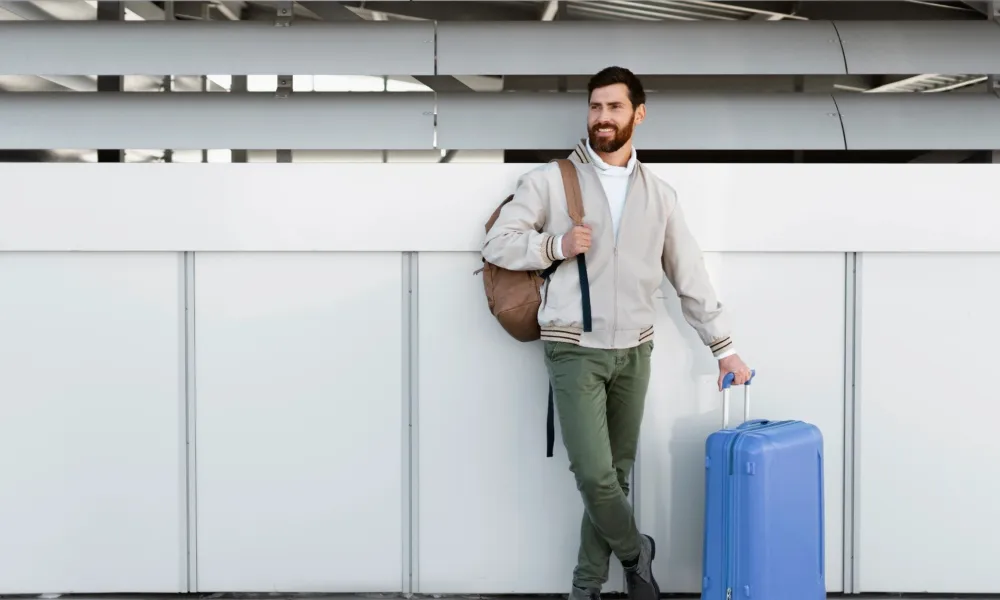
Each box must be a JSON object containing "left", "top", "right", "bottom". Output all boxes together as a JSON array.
[{"left": 634, "top": 104, "right": 646, "bottom": 126}]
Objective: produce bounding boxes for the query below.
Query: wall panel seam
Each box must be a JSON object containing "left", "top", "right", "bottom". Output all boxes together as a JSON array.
[
  {"left": 842, "top": 252, "right": 857, "bottom": 594},
  {"left": 850, "top": 253, "right": 864, "bottom": 593},
  {"left": 829, "top": 94, "right": 849, "bottom": 151},
  {"left": 402, "top": 252, "right": 420, "bottom": 595},
  {"left": 829, "top": 21, "right": 850, "bottom": 74},
  {"left": 183, "top": 251, "right": 199, "bottom": 592}
]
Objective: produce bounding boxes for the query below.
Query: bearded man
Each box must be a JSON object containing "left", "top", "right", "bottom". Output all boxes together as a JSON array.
[{"left": 482, "top": 66, "right": 752, "bottom": 600}]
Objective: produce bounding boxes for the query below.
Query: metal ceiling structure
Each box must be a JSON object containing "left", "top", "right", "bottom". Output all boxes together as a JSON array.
[{"left": 0, "top": 0, "right": 997, "bottom": 163}]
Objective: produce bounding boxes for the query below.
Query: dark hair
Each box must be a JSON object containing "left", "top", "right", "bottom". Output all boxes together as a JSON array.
[{"left": 587, "top": 66, "right": 646, "bottom": 108}]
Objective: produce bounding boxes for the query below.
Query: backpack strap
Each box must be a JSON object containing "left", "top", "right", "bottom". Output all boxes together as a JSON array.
[
  {"left": 547, "top": 384, "right": 556, "bottom": 458},
  {"left": 554, "top": 159, "right": 585, "bottom": 225},
  {"left": 547, "top": 159, "right": 592, "bottom": 333},
  {"left": 544, "top": 159, "right": 593, "bottom": 459}
]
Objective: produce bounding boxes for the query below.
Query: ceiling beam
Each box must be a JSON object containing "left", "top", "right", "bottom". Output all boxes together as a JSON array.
[
  {"left": 0, "top": 1, "right": 55, "bottom": 20},
  {"left": 292, "top": 0, "right": 363, "bottom": 21},
  {"left": 796, "top": 0, "right": 981, "bottom": 20},
  {"left": 336, "top": 1, "right": 544, "bottom": 21},
  {"left": 960, "top": 1, "right": 991, "bottom": 14},
  {"left": 124, "top": 1, "right": 165, "bottom": 19},
  {"left": 413, "top": 75, "right": 473, "bottom": 92}
]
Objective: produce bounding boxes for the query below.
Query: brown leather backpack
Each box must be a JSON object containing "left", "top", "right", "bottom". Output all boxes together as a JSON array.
[{"left": 477, "top": 159, "right": 591, "bottom": 343}]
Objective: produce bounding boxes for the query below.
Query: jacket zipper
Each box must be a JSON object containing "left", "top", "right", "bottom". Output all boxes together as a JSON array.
[
  {"left": 613, "top": 247, "right": 618, "bottom": 335},
  {"left": 603, "top": 172, "right": 636, "bottom": 342}
]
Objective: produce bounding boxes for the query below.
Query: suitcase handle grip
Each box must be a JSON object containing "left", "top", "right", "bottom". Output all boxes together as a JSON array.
[
  {"left": 721, "top": 370, "right": 755, "bottom": 389},
  {"left": 722, "top": 369, "right": 755, "bottom": 428}
]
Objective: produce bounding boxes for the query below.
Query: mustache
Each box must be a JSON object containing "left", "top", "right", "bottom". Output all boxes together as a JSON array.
[{"left": 591, "top": 123, "right": 619, "bottom": 132}]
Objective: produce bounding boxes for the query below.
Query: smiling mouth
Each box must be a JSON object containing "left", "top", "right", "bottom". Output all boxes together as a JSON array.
[{"left": 595, "top": 126, "right": 616, "bottom": 136}]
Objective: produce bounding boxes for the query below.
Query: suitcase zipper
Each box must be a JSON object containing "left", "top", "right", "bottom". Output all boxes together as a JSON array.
[{"left": 723, "top": 433, "right": 738, "bottom": 600}]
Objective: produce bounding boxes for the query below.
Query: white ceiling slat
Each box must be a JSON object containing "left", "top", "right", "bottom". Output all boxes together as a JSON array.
[
  {"left": 836, "top": 20, "right": 1000, "bottom": 74},
  {"left": 837, "top": 93, "right": 1000, "bottom": 149},
  {"left": 0, "top": 20, "right": 436, "bottom": 76},
  {"left": 0, "top": 93, "right": 436, "bottom": 150},
  {"left": 437, "top": 20, "right": 847, "bottom": 75},
  {"left": 3, "top": 90, "right": 997, "bottom": 152},
  {"left": 437, "top": 91, "right": 847, "bottom": 150}
]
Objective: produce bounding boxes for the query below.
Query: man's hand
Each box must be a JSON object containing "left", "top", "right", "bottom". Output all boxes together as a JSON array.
[
  {"left": 561, "top": 224, "right": 592, "bottom": 258},
  {"left": 718, "top": 354, "right": 752, "bottom": 391}
]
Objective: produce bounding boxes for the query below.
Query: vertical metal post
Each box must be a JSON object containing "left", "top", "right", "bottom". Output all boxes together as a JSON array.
[
  {"left": 162, "top": 1, "right": 175, "bottom": 163},
  {"left": 383, "top": 76, "right": 389, "bottom": 163},
  {"left": 274, "top": 1, "right": 294, "bottom": 163},
  {"left": 988, "top": 2, "right": 998, "bottom": 94},
  {"left": 231, "top": 75, "right": 248, "bottom": 163},
  {"left": 97, "top": 0, "right": 124, "bottom": 163},
  {"left": 200, "top": 2, "right": 211, "bottom": 163},
  {"left": 793, "top": 75, "right": 805, "bottom": 163},
  {"left": 276, "top": 75, "right": 293, "bottom": 163},
  {"left": 201, "top": 75, "right": 209, "bottom": 163}
]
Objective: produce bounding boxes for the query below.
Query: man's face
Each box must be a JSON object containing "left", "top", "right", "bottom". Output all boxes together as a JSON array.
[{"left": 587, "top": 82, "right": 644, "bottom": 153}]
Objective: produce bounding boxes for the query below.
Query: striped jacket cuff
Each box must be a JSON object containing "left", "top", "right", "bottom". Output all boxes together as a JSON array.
[
  {"left": 709, "top": 336, "right": 734, "bottom": 358},
  {"left": 541, "top": 234, "right": 559, "bottom": 264}
]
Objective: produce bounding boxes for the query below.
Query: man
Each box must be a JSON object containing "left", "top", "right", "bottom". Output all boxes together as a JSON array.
[{"left": 481, "top": 66, "right": 752, "bottom": 600}]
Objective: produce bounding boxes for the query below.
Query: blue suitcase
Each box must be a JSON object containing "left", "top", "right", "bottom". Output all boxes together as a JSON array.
[{"left": 701, "top": 371, "right": 825, "bottom": 600}]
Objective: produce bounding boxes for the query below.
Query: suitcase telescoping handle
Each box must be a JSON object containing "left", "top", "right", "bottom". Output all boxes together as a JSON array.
[{"left": 721, "top": 369, "right": 756, "bottom": 429}]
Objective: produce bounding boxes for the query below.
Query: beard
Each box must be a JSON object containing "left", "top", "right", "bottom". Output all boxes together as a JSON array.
[{"left": 588, "top": 117, "right": 635, "bottom": 153}]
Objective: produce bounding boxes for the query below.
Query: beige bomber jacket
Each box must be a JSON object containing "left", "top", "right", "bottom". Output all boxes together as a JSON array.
[{"left": 482, "top": 140, "right": 734, "bottom": 358}]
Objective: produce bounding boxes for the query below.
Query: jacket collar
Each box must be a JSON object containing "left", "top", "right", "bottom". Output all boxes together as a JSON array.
[
  {"left": 568, "top": 138, "right": 638, "bottom": 171},
  {"left": 568, "top": 138, "right": 591, "bottom": 164}
]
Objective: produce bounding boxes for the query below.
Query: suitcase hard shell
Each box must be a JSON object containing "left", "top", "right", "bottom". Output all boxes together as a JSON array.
[{"left": 701, "top": 371, "right": 825, "bottom": 600}]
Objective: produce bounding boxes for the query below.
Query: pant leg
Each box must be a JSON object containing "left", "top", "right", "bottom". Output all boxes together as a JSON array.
[
  {"left": 574, "top": 341, "right": 653, "bottom": 589},
  {"left": 544, "top": 341, "right": 643, "bottom": 589}
]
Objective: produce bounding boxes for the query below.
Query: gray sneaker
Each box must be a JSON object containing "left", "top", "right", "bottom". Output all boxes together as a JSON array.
[
  {"left": 624, "top": 534, "right": 660, "bottom": 600},
  {"left": 569, "top": 585, "right": 601, "bottom": 600}
]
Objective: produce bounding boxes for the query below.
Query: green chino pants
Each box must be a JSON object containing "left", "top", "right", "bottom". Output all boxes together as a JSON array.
[{"left": 543, "top": 339, "right": 653, "bottom": 590}]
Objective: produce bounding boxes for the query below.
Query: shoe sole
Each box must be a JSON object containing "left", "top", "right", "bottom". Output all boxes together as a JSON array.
[{"left": 647, "top": 536, "right": 661, "bottom": 599}]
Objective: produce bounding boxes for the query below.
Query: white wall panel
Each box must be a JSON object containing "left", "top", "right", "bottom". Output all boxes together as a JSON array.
[
  {"left": 416, "top": 252, "right": 625, "bottom": 595},
  {"left": 0, "top": 252, "right": 185, "bottom": 594},
  {"left": 3, "top": 164, "right": 1000, "bottom": 253},
  {"left": 856, "top": 253, "right": 1000, "bottom": 593},
  {"left": 637, "top": 252, "right": 846, "bottom": 593},
  {"left": 194, "top": 252, "right": 404, "bottom": 592}
]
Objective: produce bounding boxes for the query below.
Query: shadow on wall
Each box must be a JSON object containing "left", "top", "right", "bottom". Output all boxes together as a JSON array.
[
  {"left": 0, "top": 150, "right": 53, "bottom": 162},
  {"left": 642, "top": 275, "right": 726, "bottom": 592}
]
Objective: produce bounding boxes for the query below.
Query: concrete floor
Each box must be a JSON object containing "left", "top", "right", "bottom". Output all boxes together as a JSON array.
[{"left": 3, "top": 595, "right": 998, "bottom": 600}]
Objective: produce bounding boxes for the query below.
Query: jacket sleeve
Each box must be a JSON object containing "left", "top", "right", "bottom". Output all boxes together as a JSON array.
[
  {"left": 482, "top": 166, "right": 561, "bottom": 271},
  {"left": 661, "top": 198, "right": 735, "bottom": 359}
]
